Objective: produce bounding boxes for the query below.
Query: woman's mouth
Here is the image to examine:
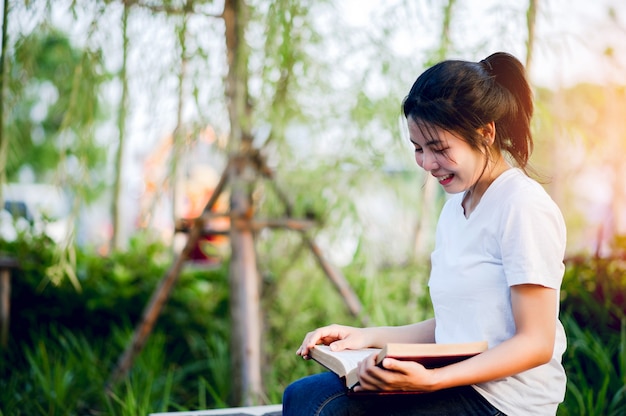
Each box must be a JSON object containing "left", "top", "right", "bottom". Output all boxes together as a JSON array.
[{"left": 437, "top": 174, "right": 454, "bottom": 186}]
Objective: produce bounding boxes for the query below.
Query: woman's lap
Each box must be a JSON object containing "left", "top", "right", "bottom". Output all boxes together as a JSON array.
[{"left": 282, "top": 372, "right": 504, "bottom": 416}]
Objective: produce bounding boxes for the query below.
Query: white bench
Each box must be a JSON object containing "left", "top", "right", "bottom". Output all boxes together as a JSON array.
[{"left": 149, "top": 404, "right": 282, "bottom": 416}]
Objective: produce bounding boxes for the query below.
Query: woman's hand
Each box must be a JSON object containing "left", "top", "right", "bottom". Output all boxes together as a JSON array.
[
  {"left": 296, "top": 324, "right": 370, "bottom": 359},
  {"left": 353, "top": 353, "right": 437, "bottom": 393}
]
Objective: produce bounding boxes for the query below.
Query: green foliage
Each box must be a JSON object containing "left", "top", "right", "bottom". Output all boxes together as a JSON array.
[
  {"left": 557, "top": 237, "right": 626, "bottom": 415},
  {"left": 0, "top": 231, "right": 234, "bottom": 412},
  {"left": 1, "top": 231, "right": 625, "bottom": 413},
  {"left": 0, "top": 325, "right": 193, "bottom": 415},
  {"left": 5, "top": 26, "right": 107, "bottom": 184},
  {"left": 103, "top": 329, "right": 181, "bottom": 416},
  {"left": 559, "top": 317, "right": 626, "bottom": 416},
  {"left": 561, "top": 241, "right": 626, "bottom": 337},
  {"left": 0, "top": 222, "right": 57, "bottom": 281},
  {"left": 22, "top": 328, "right": 104, "bottom": 414}
]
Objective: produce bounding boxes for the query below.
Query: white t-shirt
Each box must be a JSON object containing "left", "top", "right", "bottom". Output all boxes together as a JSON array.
[{"left": 428, "top": 168, "right": 567, "bottom": 416}]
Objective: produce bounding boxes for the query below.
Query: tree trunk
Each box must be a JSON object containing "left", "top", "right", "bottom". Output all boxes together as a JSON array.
[
  {"left": 606, "top": 85, "right": 624, "bottom": 247},
  {"left": 228, "top": 156, "right": 263, "bottom": 406},
  {"left": 413, "top": 174, "right": 439, "bottom": 258},
  {"left": 0, "top": 0, "right": 9, "bottom": 192},
  {"left": 413, "top": 0, "right": 456, "bottom": 258},
  {"left": 436, "top": 0, "right": 456, "bottom": 60},
  {"left": 111, "top": 2, "right": 129, "bottom": 252},
  {"left": 525, "top": 0, "right": 538, "bottom": 72},
  {"left": 171, "top": 5, "right": 189, "bottom": 240},
  {"left": 223, "top": 0, "right": 264, "bottom": 406}
]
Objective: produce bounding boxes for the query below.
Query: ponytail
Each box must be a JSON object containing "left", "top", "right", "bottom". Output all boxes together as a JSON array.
[{"left": 481, "top": 52, "right": 533, "bottom": 169}]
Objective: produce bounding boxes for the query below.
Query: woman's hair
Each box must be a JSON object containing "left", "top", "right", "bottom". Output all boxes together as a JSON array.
[{"left": 402, "top": 52, "right": 533, "bottom": 170}]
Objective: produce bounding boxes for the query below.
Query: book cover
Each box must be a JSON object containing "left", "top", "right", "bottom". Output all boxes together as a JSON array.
[
  {"left": 375, "top": 341, "right": 488, "bottom": 368},
  {"left": 309, "top": 341, "right": 487, "bottom": 391}
]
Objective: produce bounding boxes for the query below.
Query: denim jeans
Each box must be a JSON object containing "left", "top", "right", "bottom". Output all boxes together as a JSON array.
[{"left": 282, "top": 372, "right": 505, "bottom": 416}]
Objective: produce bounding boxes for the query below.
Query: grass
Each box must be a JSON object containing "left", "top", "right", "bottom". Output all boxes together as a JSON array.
[
  {"left": 1, "top": 235, "right": 624, "bottom": 414},
  {"left": 0, "top": 327, "right": 215, "bottom": 415},
  {"left": 558, "top": 316, "right": 626, "bottom": 416},
  {"left": 4, "top": 312, "right": 623, "bottom": 415}
]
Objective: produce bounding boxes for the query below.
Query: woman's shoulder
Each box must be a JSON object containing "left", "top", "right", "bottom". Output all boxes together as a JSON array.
[
  {"left": 495, "top": 168, "right": 553, "bottom": 201},
  {"left": 493, "top": 168, "right": 565, "bottom": 223}
]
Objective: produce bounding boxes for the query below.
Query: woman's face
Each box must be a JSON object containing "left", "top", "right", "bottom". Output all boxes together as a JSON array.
[{"left": 407, "top": 118, "right": 487, "bottom": 194}]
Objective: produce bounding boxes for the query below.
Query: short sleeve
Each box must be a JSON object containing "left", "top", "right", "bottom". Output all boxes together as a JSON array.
[{"left": 499, "top": 183, "right": 566, "bottom": 288}]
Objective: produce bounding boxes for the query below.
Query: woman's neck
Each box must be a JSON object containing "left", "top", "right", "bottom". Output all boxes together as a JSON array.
[{"left": 462, "top": 156, "right": 510, "bottom": 218}]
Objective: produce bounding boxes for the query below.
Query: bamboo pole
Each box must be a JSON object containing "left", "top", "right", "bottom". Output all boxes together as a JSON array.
[
  {"left": 302, "top": 237, "right": 366, "bottom": 322},
  {"left": 262, "top": 167, "right": 368, "bottom": 324}
]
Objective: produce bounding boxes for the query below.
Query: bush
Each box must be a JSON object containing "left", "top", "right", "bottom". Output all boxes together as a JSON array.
[
  {"left": 562, "top": 252, "right": 626, "bottom": 337},
  {"left": 558, "top": 235, "right": 626, "bottom": 415},
  {"left": 0, "top": 232, "right": 234, "bottom": 413},
  {"left": 558, "top": 316, "right": 626, "bottom": 416},
  {"left": 2, "top": 231, "right": 625, "bottom": 414},
  {"left": 0, "top": 325, "right": 199, "bottom": 415}
]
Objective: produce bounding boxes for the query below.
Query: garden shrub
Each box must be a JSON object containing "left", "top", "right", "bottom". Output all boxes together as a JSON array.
[
  {"left": 561, "top": 237, "right": 626, "bottom": 337},
  {"left": 2, "top": 231, "right": 626, "bottom": 413},
  {"left": 558, "top": 235, "right": 626, "bottom": 415},
  {"left": 0, "top": 231, "right": 234, "bottom": 411}
]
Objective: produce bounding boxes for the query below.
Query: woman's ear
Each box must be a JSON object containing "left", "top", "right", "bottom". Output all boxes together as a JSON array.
[{"left": 478, "top": 121, "right": 496, "bottom": 145}]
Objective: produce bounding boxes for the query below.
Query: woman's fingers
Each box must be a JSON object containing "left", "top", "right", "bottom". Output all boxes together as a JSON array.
[{"left": 296, "top": 324, "right": 357, "bottom": 357}]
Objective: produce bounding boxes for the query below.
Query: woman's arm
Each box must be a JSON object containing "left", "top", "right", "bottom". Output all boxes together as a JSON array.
[
  {"left": 362, "top": 318, "right": 437, "bottom": 348},
  {"left": 297, "top": 318, "right": 436, "bottom": 358},
  {"left": 356, "top": 284, "right": 556, "bottom": 391},
  {"left": 427, "top": 284, "right": 556, "bottom": 388}
]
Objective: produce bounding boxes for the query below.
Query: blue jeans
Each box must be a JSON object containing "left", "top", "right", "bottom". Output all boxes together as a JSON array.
[{"left": 282, "top": 372, "right": 505, "bottom": 416}]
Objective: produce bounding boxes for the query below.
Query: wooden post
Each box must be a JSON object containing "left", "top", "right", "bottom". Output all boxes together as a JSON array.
[
  {"left": 223, "top": 0, "right": 263, "bottom": 405},
  {"left": 303, "top": 237, "right": 365, "bottom": 322},
  {"left": 0, "top": 268, "right": 10, "bottom": 347},
  {"left": 106, "top": 165, "right": 229, "bottom": 389},
  {"left": 228, "top": 157, "right": 263, "bottom": 405},
  {"left": 106, "top": 221, "right": 202, "bottom": 389},
  {"left": 0, "top": 256, "right": 19, "bottom": 348},
  {"left": 262, "top": 169, "right": 369, "bottom": 324}
]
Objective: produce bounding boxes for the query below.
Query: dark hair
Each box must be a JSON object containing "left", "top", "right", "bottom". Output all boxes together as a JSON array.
[{"left": 402, "top": 52, "right": 533, "bottom": 170}]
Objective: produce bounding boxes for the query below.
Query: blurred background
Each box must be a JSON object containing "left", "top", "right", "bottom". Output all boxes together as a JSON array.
[
  {"left": 0, "top": 0, "right": 624, "bottom": 415},
  {"left": 2, "top": 0, "right": 625, "bottom": 258}
]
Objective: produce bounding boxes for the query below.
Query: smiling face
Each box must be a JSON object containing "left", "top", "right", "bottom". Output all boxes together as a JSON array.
[{"left": 407, "top": 118, "right": 490, "bottom": 195}]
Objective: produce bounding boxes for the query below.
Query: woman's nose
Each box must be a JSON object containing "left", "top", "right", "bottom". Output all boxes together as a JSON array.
[{"left": 418, "top": 151, "right": 438, "bottom": 171}]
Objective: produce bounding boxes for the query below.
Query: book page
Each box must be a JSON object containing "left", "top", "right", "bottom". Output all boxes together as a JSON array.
[{"left": 313, "top": 345, "right": 380, "bottom": 372}]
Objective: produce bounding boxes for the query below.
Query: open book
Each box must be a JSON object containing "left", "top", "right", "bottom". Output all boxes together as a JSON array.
[{"left": 309, "top": 341, "right": 488, "bottom": 390}]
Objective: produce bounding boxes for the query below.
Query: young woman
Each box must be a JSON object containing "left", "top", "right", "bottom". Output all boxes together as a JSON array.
[{"left": 282, "top": 52, "right": 567, "bottom": 416}]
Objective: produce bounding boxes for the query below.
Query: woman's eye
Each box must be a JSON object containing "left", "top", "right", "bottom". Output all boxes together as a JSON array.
[
  {"left": 433, "top": 147, "right": 448, "bottom": 154},
  {"left": 414, "top": 147, "right": 423, "bottom": 153}
]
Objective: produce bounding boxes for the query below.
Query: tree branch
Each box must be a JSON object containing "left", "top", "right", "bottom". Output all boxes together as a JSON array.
[{"left": 121, "top": 0, "right": 222, "bottom": 17}]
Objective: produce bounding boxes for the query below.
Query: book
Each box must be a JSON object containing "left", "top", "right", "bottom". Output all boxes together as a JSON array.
[{"left": 308, "top": 341, "right": 488, "bottom": 390}]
